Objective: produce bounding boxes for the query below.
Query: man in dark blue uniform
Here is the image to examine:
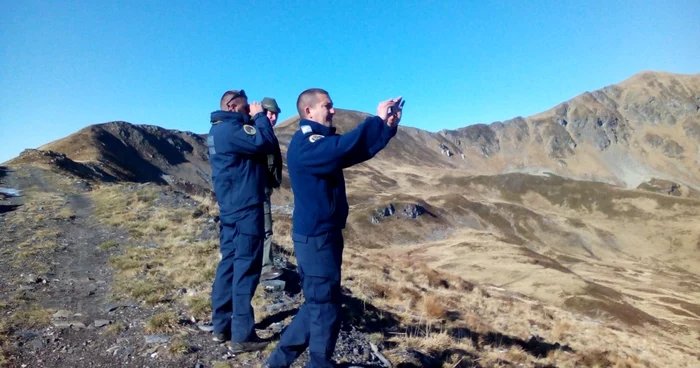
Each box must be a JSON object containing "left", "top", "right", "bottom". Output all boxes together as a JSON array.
[
  {"left": 208, "top": 89, "right": 280, "bottom": 353},
  {"left": 265, "top": 88, "right": 403, "bottom": 367}
]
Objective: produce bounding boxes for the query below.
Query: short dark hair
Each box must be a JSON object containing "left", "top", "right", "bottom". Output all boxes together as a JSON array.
[
  {"left": 220, "top": 89, "right": 246, "bottom": 110},
  {"left": 296, "top": 88, "right": 329, "bottom": 117}
]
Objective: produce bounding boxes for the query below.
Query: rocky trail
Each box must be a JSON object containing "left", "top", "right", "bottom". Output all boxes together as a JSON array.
[{"left": 0, "top": 166, "right": 391, "bottom": 368}]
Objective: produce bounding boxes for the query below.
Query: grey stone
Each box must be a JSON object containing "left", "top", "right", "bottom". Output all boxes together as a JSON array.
[
  {"left": 94, "top": 320, "right": 111, "bottom": 328},
  {"left": 14, "top": 330, "right": 38, "bottom": 339},
  {"left": 30, "top": 338, "right": 44, "bottom": 350},
  {"left": 71, "top": 322, "right": 86, "bottom": 330},
  {"left": 268, "top": 322, "right": 283, "bottom": 333},
  {"left": 106, "top": 346, "right": 120, "bottom": 354},
  {"left": 52, "top": 310, "right": 72, "bottom": 319},
  {"left": 262, "top": 280, "right": 285, "bottom": 292},
  {"left": 105, "top": 303, "right": 138, "bottom": 312},
  {"left": 144, "top": 334, "right": 170, "bottom": 344},
  {"left": 53, "top": 321, "right": 73, "bottom": 329},
  {"left": 266, "top": 300, "right": 294, "bottom": 313}
]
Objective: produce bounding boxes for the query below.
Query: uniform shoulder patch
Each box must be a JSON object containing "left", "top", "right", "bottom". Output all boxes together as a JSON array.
[
  {"left": 300, "top": 125, "right": 312, "bottom": 134},
  {"left": 243, "top": 124, "right": 256, "bottom": 135},
  {"left": 308, "top": 134, "right": 324, "bottom": 143}
]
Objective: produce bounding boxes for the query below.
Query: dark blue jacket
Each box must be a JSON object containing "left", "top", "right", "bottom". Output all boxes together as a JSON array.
[
  {"left": 208, "top": 111, "right": 279, "bottom": 235},
  {"left": 287, "top": 116, "right": 398, "bottom": 236}
]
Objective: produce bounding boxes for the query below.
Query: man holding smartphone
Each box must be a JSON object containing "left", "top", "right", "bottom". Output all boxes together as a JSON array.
[{"left": 265, "top": 88, "right": 403, "bottom": 368}]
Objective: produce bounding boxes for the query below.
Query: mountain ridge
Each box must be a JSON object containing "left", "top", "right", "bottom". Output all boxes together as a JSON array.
[{"left": 4, "top": 70, "right": 700, "bottom": 194}]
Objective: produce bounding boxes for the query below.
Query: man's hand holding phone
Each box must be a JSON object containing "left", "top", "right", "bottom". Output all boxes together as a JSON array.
[{"left": 387, "top": 97, "right": 404, "bottom": 128}]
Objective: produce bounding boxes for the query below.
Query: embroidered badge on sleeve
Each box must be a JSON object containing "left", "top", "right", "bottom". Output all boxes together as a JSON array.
[
  {"left": 308, "top": 134, "right": 324, "bottom": 143},
  {"left": 243, "top": 125, "right": 257, "bottom": 135}
]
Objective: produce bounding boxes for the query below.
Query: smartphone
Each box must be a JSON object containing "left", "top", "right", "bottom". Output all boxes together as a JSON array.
[{"left": 388, "top": 99, "right": 405, "bottom": 115}]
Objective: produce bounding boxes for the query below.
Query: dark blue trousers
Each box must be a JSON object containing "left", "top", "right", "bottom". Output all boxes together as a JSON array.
[
  {"left": 211, "top": 221, "right": 263, "bottom": 342},
  {"left": 266, "top": 230, "right": 344, "bottom": 368}
]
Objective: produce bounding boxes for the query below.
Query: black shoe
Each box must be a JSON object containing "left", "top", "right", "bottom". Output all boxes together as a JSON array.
[
  {"left": 227, "top": 340, "right": 269, "bottom": 353},
  {"left": 213, "top": 332, "right": 230, "bottom": 343}
]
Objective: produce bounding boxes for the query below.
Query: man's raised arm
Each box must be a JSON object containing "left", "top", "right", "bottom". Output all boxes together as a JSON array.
[
  {"left": 294, "top": 97, "right": 403, "bottom": 174},
  {"left": 214, "top": 103, "right": 279, "bottom": 156}
]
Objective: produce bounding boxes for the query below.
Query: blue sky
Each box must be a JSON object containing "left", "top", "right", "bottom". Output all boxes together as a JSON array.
[{"left": 1, "top": 0, "right": 699, "bottom": 163}]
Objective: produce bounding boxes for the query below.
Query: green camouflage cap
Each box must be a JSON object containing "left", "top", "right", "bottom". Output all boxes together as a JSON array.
[{"left": 261, "top": 97, "right": 281, "bottom": 114}]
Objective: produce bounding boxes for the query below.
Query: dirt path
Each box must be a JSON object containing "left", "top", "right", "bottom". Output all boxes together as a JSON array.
[{"left": 1, "top": 166, "right": 389, "bottom": 368}]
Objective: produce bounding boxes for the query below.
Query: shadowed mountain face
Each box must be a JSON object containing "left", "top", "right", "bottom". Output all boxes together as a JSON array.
[{"left": 5, "top": 121, "right": 213, "bottom": 196}]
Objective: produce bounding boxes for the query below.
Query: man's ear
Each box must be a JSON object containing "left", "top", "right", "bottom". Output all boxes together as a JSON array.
[{"left": 304, "top": 106, "right": 311, "bottom": 118}]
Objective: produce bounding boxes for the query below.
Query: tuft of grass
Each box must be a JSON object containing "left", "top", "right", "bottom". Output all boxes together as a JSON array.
[
  {"left": 9, "top": 305, "right": 52, "bottom": 330},
  {"left": 16, "top": 239, "right": 58, "bottom": 259},
  {"left": 145, "top": 312, "right": 179, "bottom": 334},
  {"left": 578, "top": 349, "right": 614, "bottom": 368},
  {"left": 186, "top": 295, "right": 211, "bottom": 320},
  {"left": 136, "top": 190, "right": 158, "bottom": 204},
  {"left": 112, "top": 278, "right": 169, "bottom": 304},
  {"left": 212, "top": 362, "right": 233, "bottom": 368},
  {"left": 168, "top": 338, "right": 191, "bottom": 355},
  {"left": 56, "top": 206, "right": 75, "bottom": 220},
  {"left": 550, "top": 319, "right": 573, "bottom": 341},
  {"left": 106, "top": 321, "right": 128, "bottom": 335},
  {"left": 422, "top": 294, "right": 447, "bottom": 320},
  {"left": 98, "top": 240, "right": 119, "bottom": 250}
]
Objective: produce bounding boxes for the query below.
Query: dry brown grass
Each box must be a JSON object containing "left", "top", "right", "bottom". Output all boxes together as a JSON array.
[
  {"left": 421, "top": 294, "right": 447, "bottom": 320},
  {"left": 167, "top": 338, "right": 191, "bottom": 355},
  {"left": 145, "top": 311, "right": 179, "bottom": 334},
  {"left": 92, "top": 185, "right": 220, "bottom": 313},
  {"left": 86, "top": 179, "right": 700, "bottom": 367},
  {"left": 336, "top": 244, "right": 698, "bottom": 367},
  {"left": 106, "top": 321, "right": 128, "bottom": 335},
  {"left": 98, "top": 240, "right": 118, "bottom": 250},
  {"left": 185, "top": 294, "right": 212, "bottom": 320},
  {"left": 0, "top": 320, "right": 10, "bottom": 367},
  {"left": 212, "top": 362, "right": 234, "bottom": 368}
]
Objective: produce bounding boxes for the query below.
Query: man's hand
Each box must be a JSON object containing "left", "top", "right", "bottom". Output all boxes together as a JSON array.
[
  {"left": 249, "top": 102, "right": 264, "bottom": 116},
  {"left": 377, "top": 96, "right": 402, "bottom": 123},
  {"left": 387, "top": 108, "right": 402, "bottom": 128}
]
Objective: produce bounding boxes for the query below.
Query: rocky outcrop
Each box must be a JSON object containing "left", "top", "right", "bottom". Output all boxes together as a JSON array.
[
  {"left": 642, "top": 134, "right": 685, "bottom": 159},
  {"left": 492, "top": 117, "right": 530, "bottom": 145},
  {"left": 370, "top": 203, "right": 427, "bottom": 223},
  {"left": 662, "top": 140, "right": 684, "bottom": 159},
  {"left": 684, "top": 121, "right": 700, "bottom": 142},
  {"left": 553, "top": 93, "right": 631, "bottom": 152},
  {"left": 438, "top": 144, "right": 453, "bottom": 157},
  {"left": 12, "top": 149, "right": 118, "bottom": 182},
  {"left": 644, "top": 133, "right": 664, "bottom": 148},
  {"left": 637, "top": 178, "right": 684, "bottom": 196},
  {"left": 441, "top": 124, "right": 500, "bottom": 158}
]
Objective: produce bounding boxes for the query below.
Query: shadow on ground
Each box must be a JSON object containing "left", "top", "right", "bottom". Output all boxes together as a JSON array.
[
  {"left": 0, "top": 204, "right": 21, "bottom": 214},
  {"left": 342, "top": 294, "right": 570, "bottom": 367},
  {"left": 257, "top": 240, "right": 572, "bottom": 367}
]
